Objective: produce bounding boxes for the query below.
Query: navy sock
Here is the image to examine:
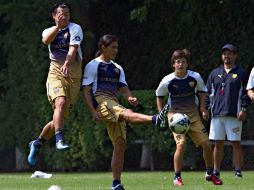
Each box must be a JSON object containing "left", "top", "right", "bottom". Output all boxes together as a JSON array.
[
  {"left": 152, "top": 115, "right": 157, "bottom": 124},
  {"left": 55, "top": 129, "right": 64, "bottom": 143},
  {"left": 206, "top": 167, "right": 213, "bottom": 175},
  {"left": 33, "top": 137, "right": 46, "bottom": 149},
  {"left": 112, "top": 179, "right": 121, "bottom": 187},
  {"left": 174, "top": 171, "right": 181, "bottom": 179}
]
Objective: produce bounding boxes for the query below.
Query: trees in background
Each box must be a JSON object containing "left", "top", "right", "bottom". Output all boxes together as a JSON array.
[{"left": 0, "top": 0, "right": 254, "bottom": 171}]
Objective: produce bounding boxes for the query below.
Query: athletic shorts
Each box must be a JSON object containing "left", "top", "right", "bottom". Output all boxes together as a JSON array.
[
  {"left": 170, "top": 110, "right": 209, "bottom": 147},
  {"left": 46, "top": 63, "right": 81, "bottom": 119},
  {"left": 209, "top": 116, "right": 242, "bottom": 141},
  {"left": 95, "top": 96, "right": 127, "bottom": 145}
]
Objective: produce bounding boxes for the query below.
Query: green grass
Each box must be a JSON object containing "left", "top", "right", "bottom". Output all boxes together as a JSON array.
[{"left": 0, "top": 171, "right": 253, "bottom": 190}]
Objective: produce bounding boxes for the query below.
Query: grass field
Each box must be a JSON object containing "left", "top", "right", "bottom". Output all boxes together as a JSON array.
[{"left": 0, "top": 171, "right": 253, "bottom": 190}]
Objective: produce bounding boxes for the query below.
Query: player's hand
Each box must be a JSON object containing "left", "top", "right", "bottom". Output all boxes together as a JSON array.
[
  {"left": 60, "top": 63, "right": 70, "bottom": 76},
  {"left": 237, "top": 111, "right": 246, "bottom": 121},
  {"left": 91, "top": 110, "right": 102, "bottom": 121},
  {"left": 201, "top": 108, "right": 209, "bottom": 121},
  {"left": 55, "top": 12, "right": 66, "bottom": 29},
  {"left": 128, "top": 96, "right": 140, "bottom": 107}
]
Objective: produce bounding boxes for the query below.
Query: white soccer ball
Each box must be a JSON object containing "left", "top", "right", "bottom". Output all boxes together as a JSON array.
[
  {"left": 168, "top": 113, "right": 190, "bottom": 134},
  {"left": 48, "top": 185, "right": 62, "bottom": 190}
]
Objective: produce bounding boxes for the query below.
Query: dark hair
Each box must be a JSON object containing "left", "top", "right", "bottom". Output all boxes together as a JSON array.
[
  {"left": 95, "top": 34, "right": 118, "bottom": 57},
  {"left": 170, "top": 49, "right": 190, "bottom": 69},
  {"left": 51, "top": 3, "right": 71, "bottom": 15}
]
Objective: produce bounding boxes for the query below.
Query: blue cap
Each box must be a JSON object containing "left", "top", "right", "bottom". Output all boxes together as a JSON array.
[{"left": 222, "top": 44, "right": 237, "bottom": 53}]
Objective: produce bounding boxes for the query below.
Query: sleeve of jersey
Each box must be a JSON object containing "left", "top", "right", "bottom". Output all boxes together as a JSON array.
[
  {"left": 82, "top": 62, "right": 96, "bottom": 86},
  {"left": 69, "top": 24, "right": 83, "bottom": 46},
  {"left": 241, "top": 70, "right": 251, "bottom": 108},
  {"left": 42, "top": 28, "right": 51, "bottom": 38},
  {"left": 246, "top": 67, "right": 254, "bottom": 90},
  {"left": 195, "top": 73, "right": 207, "bottom": 93},
  {"left": 156, "top": 77, "right": 169, "bottom": 97},
  {"left": 204, "top": 73, "right": 213, "bottom": 110},
  {"left": 118, "top": 66, "right": 128, "bottom": 87}
]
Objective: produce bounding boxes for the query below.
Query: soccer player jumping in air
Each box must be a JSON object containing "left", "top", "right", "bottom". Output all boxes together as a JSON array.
[{"left": 28, "top": 3, "right": 83, "bottom": 166}]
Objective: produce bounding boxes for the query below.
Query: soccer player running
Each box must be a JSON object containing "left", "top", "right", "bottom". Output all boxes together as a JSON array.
[
  {"left": 28, "top": 3, "right": 83, "bottom": 166},
  {"left": 82, "top": 34, "right": 169, "bottom": 190},
  {"left": 156, "top": 49, "right": 222, "bottom": 186},
  {"left": 205, "top": 44, "right": 250, "bottom": 178}
]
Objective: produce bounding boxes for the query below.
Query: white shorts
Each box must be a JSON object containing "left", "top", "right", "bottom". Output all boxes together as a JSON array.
[{"left": 209, "top": 116, "right": 242, "bottom": 141}]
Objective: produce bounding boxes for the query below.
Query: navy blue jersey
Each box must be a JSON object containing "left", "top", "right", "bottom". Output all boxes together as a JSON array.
[
  {"left": 156, "top": 70, "right": 207, "bottom": 113},
  {"left": 82, "top": 57, "right": 128, "bottom": 98},
  {"left": 42, "top": 22, "right": 83, "bottom": 62},
  {"left": 205, "top": 65, "right": 250, "bottom": 117}
]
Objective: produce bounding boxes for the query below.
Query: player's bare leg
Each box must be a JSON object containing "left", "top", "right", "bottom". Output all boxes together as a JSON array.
[
  {"left": 40, "top": 121, "right": 55, "bottom": 140},
  {"left": 111, "top": 137, "right": 125, "bottom": 189},
  {"left": 213, "top": 140, "right": 225, "bottom": 174},
  {"left": 53, "top": 96, "right": 69, "bottom": 150},
  {"left": 232, "top": 141, "right": 243, "bottom": 177},
  {"left": 173, "top": 143, "right": 185, "bottom": 186},
  {"left": 119, "top": 109, "right": 153, "bottom": 124}
]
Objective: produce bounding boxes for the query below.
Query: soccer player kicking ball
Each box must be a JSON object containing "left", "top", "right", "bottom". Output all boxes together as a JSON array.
[
  {"left": 82, "top": 34, "right": 169, "bottom": 190},
  {"left": 156, "top": 49, "right": 222, "bottom": 186},
  {"left": 28, "top": 3, "right": 83, "bottom": 166}
]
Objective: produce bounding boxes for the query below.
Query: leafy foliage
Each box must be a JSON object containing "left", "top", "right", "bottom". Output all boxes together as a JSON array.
[{"left": 1, "top": 0, "right": 254, "bottom": 170}]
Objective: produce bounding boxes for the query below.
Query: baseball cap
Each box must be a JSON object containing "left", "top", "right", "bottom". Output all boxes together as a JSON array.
[{"left": 222, "top": 44, "right": 237, "bottom": 53}]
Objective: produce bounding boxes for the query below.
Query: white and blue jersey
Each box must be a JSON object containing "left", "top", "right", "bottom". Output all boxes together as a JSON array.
[
  {"left": 156, "top": 70, "right": 207, "bottom": 113},
  {"left": 42, "top": 22, "right": 83, "bottom": 62},
  {"left": 247, "top": 67, "right": 254, "bottom": 90},
  {"left": 82, "top": 57, "right": 128, "bottom": 98}
]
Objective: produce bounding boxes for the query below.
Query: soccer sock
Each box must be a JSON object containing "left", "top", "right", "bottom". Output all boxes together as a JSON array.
[
  {"left": 152, "top": 115, "right": 157, "bottom": 124},
  {"left": 174, "top": 171, "right": 181, "bottom": 179},
  {"left": 33, "top": 137, "right": 46, "bottom": 149},
  {"left": 235, "top": 169, "right": 241, "bottom": 174},
  {"left": 206, "top": 167, "right": 213, "bottom": 175},
  {"left": 112, "top": 179, "right": 121, "bottom": 187},
  {"left": 55, "top": 129, "right": 64, "bottom": 143},
  {"left": 213, "top": 169, "right": 220, "bottom": 177}
]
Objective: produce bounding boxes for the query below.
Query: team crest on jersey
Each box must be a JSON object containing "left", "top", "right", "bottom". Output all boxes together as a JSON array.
[
  {"left": 114, "top": 68, "right": 120, "bottom": 74},
  {"left": 232, "top": 74, "right": 237, "bottom": 79},
  {"left": 218, "top": 74, "right": 222, "bottom": 78},
  {"left": 64, "top": 32, "right": 68, "bottom": 39},
  {"left": 53, "top": 87, "right": 59, "bottom": 95},
  {"left": 75, "top": 36, "right": 81, "bottom": 41},
  {"left": 189, "top": 81, "right": 195, "bottom": 88}
]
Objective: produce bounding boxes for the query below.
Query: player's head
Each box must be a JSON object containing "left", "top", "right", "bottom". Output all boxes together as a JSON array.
[
  {"left": 96, "top": 34, "right": 119, "bottom": 61},
  {"left": 221, "top": 44, "right": 237, "bottom": 65},
  {"left": 51, "top": 3, "right": 71, "bottom": 27},
  {"left": 171, "top": 49, "right": 190, "bottom": 71}
]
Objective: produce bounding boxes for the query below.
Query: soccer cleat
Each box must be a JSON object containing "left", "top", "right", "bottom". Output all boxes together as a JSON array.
[
  {"left": 206, "top": 174, "right": 223, "bottom": 185},
  {"left": 111, "top": 184, "right": 125, "bottom": 190},
  {"left": 173, "top": 177, "right": 184, "bottom": 186},
  {"left": 56, "top": 140, "right": 70, "bottom": 151},
  {"left": 155, "top": 104, "right": 170, "bottom": 128},
  {"left": 235, "top": 171, "right": 242, "bottom": 178},
  {"left": 27, "top": 141, "right": 39, "bottom": 166}
]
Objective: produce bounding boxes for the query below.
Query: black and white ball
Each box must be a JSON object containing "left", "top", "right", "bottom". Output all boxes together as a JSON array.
[{"left": 168, "top": 113, "right": 190, "bottom": 134}]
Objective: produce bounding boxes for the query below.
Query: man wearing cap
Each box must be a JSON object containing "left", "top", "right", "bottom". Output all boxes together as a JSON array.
[{"left": 203, "top": 44, "right": 250, "bottom": 179}]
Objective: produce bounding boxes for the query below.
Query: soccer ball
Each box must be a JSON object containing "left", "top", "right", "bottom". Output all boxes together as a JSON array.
[
  {"left": 48, "top": 185, "right": 62, "bottom": 190},
  {"left": 168, "top": 113, "right": 190, "bottom": 134}
]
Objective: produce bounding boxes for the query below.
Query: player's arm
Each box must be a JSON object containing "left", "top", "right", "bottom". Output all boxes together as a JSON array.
[
  {"left": 42, "top": 26, "right": 60, "bottom": 45},
  {"left": 61, "top": 45, "right": 78, "bottom": 75},
  {"left": 156, "top": 96, "right": 165, "bottom": 112},
  {"left": 42, "top": 12, "right": 67, "bottom": 45},
  {"left": 82, "top": 86, "right": 101, "bottom": 121},
  {"left": 198, "top": 92, "right": 209, "bottom": 119},
  {"left": 120, "top": 86, "right": 139, "bottom": 107},
  {"left": 248, "top": 89, "right": 254, "bottom": 102}
]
